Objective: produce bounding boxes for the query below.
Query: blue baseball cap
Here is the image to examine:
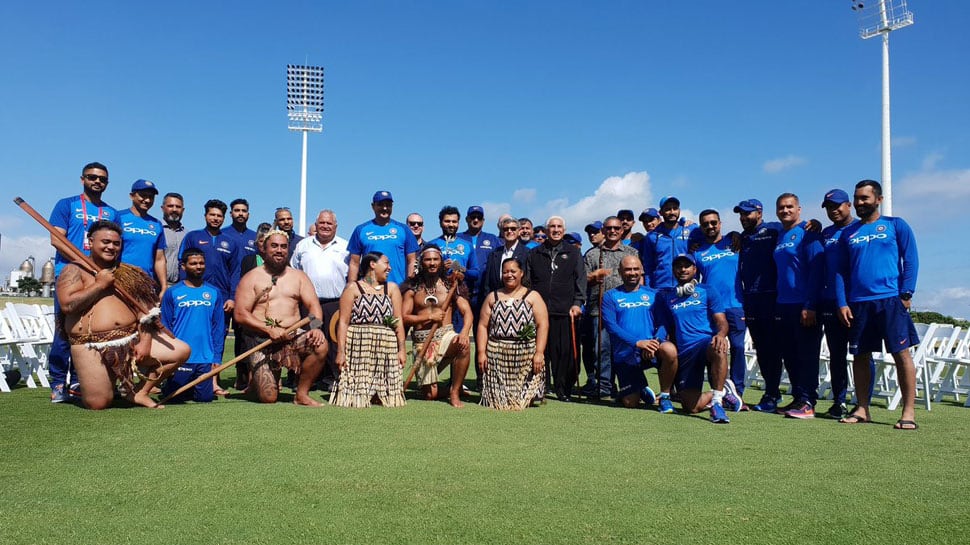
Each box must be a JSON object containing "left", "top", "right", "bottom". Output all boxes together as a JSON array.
[
  {"left": 659, "top": 196, "right": 680, "bottom": 209},
  {"left": 673, "top": 253, "right": 696, "bottom": 266},
  {"left": 466, "top": 205, "right": 484, "bottom": 217},
  {"left": 130, "top": 179, "right": 158, "bottom": 194},
  {"left": 733, "top": 199, "right": 763, "bottom": 213},
  {"left": 822, "top": 189, "right": 850, "bottom": 207},
  {"left": 584, "top": 220, "right": 603, "bottom": 234},
  {"left": 617, "top": 209, "right": 635, "bottom": 219},
  {"left": 372, "top": 190, "right": 393, "bottom": 203},
  {"left": 564, "top": 232, "right": 583, "bottom": 245},
  {"left": 638, "top": 207, "right": 659, "bottom": 221}
]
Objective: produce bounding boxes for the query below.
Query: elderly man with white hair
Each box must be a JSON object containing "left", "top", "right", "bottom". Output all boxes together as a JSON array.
[{"left": 524, "top": 215, "right": 586, "bottom": 402}]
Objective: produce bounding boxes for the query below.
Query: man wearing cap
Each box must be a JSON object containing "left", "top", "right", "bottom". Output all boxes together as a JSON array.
[
  {"left": 524, "top": 216, "right": 586, "bottom": 401},
  {"left": 656, "top": 253, "right": 740, "bottom": 422},
  {"left": 818, "top": 189, "right": 865, "bottom": 419},
  {"left": 117, "top": 179, "right": 167, "bottom": 294},
  {"left": 617, "top": 209, "right": 636, "bottom": 245},
  {"left": 47, "top": 162, "right": 120, "bottom": 403},
  {"left": 834, "top": 180, "right": 920, "bottom": 429},
  {"left": 565, "top": 232, "right": 583, "bottom": 249},
  {"left": 639, "top": 208, "right": 661, "bottom": 234},
  {"left": 273, "top": 207, "right": 303, "bottom": 259},
  {"left": 637, "top": 196, "right": 697, "bottom": 289},
  {"left": 581, "top": 216, "right": 638, "bottom": 398},
  {"left": 458, "top": 205, "right": 498, "bottom": 318},
  {"left": 693, "top": 209, "right": 746, "bottom": 405},
  {"left": 585, "top": 221, "right": 605, "bottom": 247},
  {"left": 772, "top": 193, "right": 824, "bottom": 419},
  {"left": 735, "top": 198, "right": 785, "bottom": 412},
  {"left": 347, "top": 190, "right": 419, "bottom": 286}
]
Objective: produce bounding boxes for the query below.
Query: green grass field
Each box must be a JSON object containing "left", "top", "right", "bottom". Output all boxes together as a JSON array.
[{"left": 3, "top": 351, "right": 968, "bottom": 545}]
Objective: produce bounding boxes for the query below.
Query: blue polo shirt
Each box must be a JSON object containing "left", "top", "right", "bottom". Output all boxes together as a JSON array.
[
  {"left": 694, "top": 239, "right": 742, "bottom": 309},
  {"left": 117, "top": 209, "right": 166, "bottom": 280},
  {"left": 48, "top": 194, "right": 118, "bottom": 276},
  {"left": 347, "top": 219, "right": 419, "bottom": 286}
]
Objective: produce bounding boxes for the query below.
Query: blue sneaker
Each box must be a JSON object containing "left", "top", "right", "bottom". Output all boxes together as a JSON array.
[
  {"left": 640, "top": 386, "right": 656, "bottom": 406},
  {"left": 753, "top": 394, "right": 779, "bottom": 413},
  {"left": 50, "top": 384, "right": 67, "bottom": 404},
  {"left": 658, "top": 395, "right": 675, "bottom": 414},
  {"left": 711, "top": 402, "right": 730, "bottom": 423},
  {"left": 723, "top": 381, "right": 742, "bottom": 413}
]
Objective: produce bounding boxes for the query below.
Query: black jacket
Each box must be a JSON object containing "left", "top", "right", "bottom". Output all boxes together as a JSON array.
[{"left": 524, "top": 241, "right": 586, "bottom": 316}]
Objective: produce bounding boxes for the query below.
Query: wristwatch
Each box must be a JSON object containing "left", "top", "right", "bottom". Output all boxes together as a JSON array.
[{"left": 900, "top": 292, "right": 913, "bottom": 301}]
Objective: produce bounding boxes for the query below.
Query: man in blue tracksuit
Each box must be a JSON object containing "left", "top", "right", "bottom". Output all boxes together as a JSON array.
[
  {"left": 161, "top": 248, "right": 226, "bottom": 402},
  {"left": 693, "top": 209, "right": 747, "bottom": 404},
  {"left": 772, "top": 193, "right": 824, "bottom": 419},
  {"left": 179, "top": 199, "right": 239, "bottom": 334},
  {"left": 637, "top": 196, "right": 696, "bottom": 289},
  {"left": 835, "top": 180, "right": 920, "bottom": 429},
  {"left": 47, "top": 161, "right": 119, "bottom": 402}
]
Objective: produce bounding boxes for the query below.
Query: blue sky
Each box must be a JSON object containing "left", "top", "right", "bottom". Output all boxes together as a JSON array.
[{"left": 1, "top": 1, "right": 968, "bottom": 317}]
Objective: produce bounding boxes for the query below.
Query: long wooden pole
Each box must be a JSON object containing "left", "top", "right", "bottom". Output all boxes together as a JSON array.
[
  {"left": 159, "top": 315, "right": 317, "bottom": 404},
  {"left": 402, "top": 272, "right": 463, "bottom": 391}
]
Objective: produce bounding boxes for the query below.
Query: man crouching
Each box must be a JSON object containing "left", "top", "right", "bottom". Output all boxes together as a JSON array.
[
  {"left": 234, "top": 230, "right": 328, "bottom": 406},
  {"left": 58, "top": 220, "right": 190, "bottom": 409}
]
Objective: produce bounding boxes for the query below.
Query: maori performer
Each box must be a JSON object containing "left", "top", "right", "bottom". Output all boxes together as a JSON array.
[
  {"left": 233, "top": 230, "right": 328, "bottom": 406},
  {"left": 57, "top": 220, "right": 190, "bottom": 410},
  {"left": 477, "top": 257, "right": 549, "bottom": 410},
  {"left": 403, "top": 244, "right": 474, "bottom": 407},
  {"left": 331, "top": 252, "right": 407, "bottom": 408}
]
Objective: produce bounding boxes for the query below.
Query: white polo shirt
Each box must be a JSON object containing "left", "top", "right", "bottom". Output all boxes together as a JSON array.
[{"left": 290, "top": 235, "right": 350, "bottom": 299}]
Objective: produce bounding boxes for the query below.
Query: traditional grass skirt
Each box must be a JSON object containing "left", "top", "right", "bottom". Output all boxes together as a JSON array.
[
  {"left": 330, "top": 324, "right": 405, "bottom": 408},
  {"left": 480, "top": 338, "right": 544, "bottom": 411}
]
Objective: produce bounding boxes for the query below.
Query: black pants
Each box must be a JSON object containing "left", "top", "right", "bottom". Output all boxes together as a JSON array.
[{"left": 545, "top": 315, "right": 578, "bottom": 397}]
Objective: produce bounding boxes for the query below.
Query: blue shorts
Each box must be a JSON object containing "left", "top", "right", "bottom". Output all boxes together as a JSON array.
[
  {"left": 161, "top": 364, "right": 214, "bottom": 403},
  {"left": 675, "top": 342, "right": 709, "bottom": 392},
  {"left": 614, "top": 354, "right": 660, "bottom": 398},
  {"left": 848, "top": 297, "right": 920, "bottom": 355}
]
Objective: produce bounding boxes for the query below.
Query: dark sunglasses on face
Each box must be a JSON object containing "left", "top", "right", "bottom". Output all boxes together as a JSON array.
[
  {"left": 502, "top": 227, "right": 518, "bottom": 232},
  {"left": 603, "top": 226, "right": 622, "bottom": 231},
  {"left": 83, "top": 174, "right": 108, "bottom": 183},
  {"left": 408, "top": 221, "right": 423, "bottom": 227}
]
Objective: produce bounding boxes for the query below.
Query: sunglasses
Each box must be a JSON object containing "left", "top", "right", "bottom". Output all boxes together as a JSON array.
[
  {"left": 83, "top": 174, "right": 108, "bottom": 183},
  {"left": 534, "top": 235, "right": 548, "bottom": 240},
  {"left": 603, "top": 226, "right": 622, "bottom": 231},
  {"left": 502, "top": 226, "right": 518, "bottom": 232},
  {"left": 408, "top": 221, "right": 424, "bottom": 227}
]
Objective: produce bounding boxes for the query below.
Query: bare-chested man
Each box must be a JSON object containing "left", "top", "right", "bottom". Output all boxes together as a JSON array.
[
  {"left": 58, "top": 220, "right": 190, "bottom": 410},
  {"left": 233, "top": 231, "right": 328, "bottom": 406},
  {"left": 403, "top": 244, "right": 474, "bottom": 407}
]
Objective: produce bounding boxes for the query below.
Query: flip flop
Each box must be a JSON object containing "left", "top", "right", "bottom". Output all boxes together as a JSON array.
[
  {"left": 839, "top": 406, "right": 870, "bottom": 424},
  {"left": 894, "top": 419, "right": 918, "bottom": 430}
]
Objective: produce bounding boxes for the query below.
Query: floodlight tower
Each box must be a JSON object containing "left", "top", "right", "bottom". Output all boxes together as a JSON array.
[
  {"left": 851, "top": 0, "right": 913, "bottom": 216},
  {"left": 286, "top": 64, "right": 324, "bottom": 236}
]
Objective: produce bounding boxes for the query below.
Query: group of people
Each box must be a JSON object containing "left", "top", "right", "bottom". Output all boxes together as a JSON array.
[{"left": 44, "top": 161, "right": 921, "bottom": 428}]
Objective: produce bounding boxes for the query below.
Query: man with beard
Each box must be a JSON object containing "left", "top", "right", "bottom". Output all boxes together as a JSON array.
[
  {"left": 403, "top": 244, "right": 475, "bottom": 407},
  {"left": 656, "top": 254, "right": 737, "bottom": 423},
  {"left": 233, "top": 231, "right": 328, "bottom": 406},
  {"left": 428, "top": 205, "right": 478, "bottom": 277},
  {"left": 222, "top": 198, "right": 258, "bottom": 264},
  {"left": 347, "top": 191, "right": 419, "bottom": 286},
  {"left": 637, "top": 196, "right": 697, "bottom": 289},
  {"left": 693, "top": 209, "right": 746, "bottom": 407},
  {"left": 835, "top": 180, "right": 920, "bottom": 429},
  {"left": 616, "top": 209, "right": 636, "bottom": 245},
  {"left": 458, "top": 205, "right": 499, "bottom": 321},
  {"left": 518, "top": 218, "right": 539, "bottom": 249},
  {"left": 180, "top": 199, "right": 240, "bottom": 328},
  {"left": 160, "top": 248, "right": 226, "bottom": 403},
  {"left": 273, "top": 207, "right": 304, "bottom": 259},
  {"left": 581, "top": 216, "right": 637, "bottom": 398},
  {"left": 58, "top": 220, "right": 190, "bottom": 409},
  {"left": 524, "top": 216, "right": 585, "bottom": 401},
  {"left": 161, "top": 192, "right": 187, "bottom": 286},
  {"left": 47, "top": 161, "right": 120, "bottom": 403},
  {"left": 601, "top": 255, "right": 677, "bottom": 409},
  {"left": 117, "top": 179, "right": 167, "bottom": 294},
  {"left": 772, "top": 193, "right": 824, "bottom": 419}
]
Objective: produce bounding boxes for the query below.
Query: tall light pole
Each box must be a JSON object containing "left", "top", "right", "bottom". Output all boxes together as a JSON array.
[
  {"left": 852, "top": 0, "right": 913, "bottom": 216},
  {"left": 286, "top": 64, "right": 324, "bottom": 236}
]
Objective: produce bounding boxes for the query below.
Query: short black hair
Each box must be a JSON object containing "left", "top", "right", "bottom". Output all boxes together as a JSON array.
[
  {"left": 81, "top": 162, "right": 108, "bottom": 175},
  {"left": 86, "top": 219, "right": 122, "bottom": 238},
  {"left": 181, "top": 248, "right": 205, "bottom": 263},
  {"left": 163, "top": 192, "right": 184, "bottom": 203},
  {"left": 856, "top": 179, "right": 883, "bottom": 197},
  {"left": 698, "top": 209, "right": 720, "bottom": 220},
  {"left": 204, "top": 199, "right": 227, "bottom": 214},
  {"left": 438, "top": 205, "right": 460, "bottom": 221},
  {"left": 229, "top": 198, "right": 249, "bottom": 209}
]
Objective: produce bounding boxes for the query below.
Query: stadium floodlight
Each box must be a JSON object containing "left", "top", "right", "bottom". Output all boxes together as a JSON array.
[
  {"left": 851, "top": 0, "right": 913, "bottom": 216},
  {"left": 286, "top": 64, "right": 325, "bottom": 236}
]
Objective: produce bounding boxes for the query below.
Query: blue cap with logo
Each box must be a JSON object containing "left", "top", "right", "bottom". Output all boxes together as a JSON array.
[
  {"left": 617, "top": 209, "right": 635, "bottom": 219},
  {"left": 372, "top": 190, "right": 393, "bottom": 203},
  {"left": 584, "top": 220, "right": 603, "bottom": 234},
  {"left": 673, "top": 253, "right": 696, "bottom": 266},
  {"left": 466, "top": 205, "right": 484, "bottom": 217},
  {"left": 564, "top": 232, "right": 583, "bottom": 245},
  {"left": 639, "top": 207, "right": 659, "bottom": 221},
  {"left": 822, "top": 189, "right": 850, "bottom": 207},
  {"left": 130, "top": 179, "right": 158, "bottom": 194},
  {"left": 733, "top": 199, "right": 763, "bottom": 213},
  {"left": 659, "top": 196, "right": 680, "bottom": 209}
]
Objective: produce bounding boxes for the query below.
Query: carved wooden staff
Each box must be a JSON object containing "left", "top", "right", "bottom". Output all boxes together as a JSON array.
[
  {"left": 402, "top": 269, "right": 464, "bottom": 392},
  {"left": 159, "top": 315, "right": 318, "bottom": 404}
]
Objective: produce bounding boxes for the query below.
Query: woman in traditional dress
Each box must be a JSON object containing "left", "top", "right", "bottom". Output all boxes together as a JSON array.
[
  {"left": 477, "top": 257, "right": 549, "bottom": 410},
  {"left": 331, "top": 252, "right": 407, "bottom": 407}
]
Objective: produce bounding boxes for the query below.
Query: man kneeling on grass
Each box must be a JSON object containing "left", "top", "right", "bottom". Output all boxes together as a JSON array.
[
  {"left": 234, "top": 230, "right": 328, "bottom": 406},
  {"left": 657, "top": 254, "right": 742, "bottom": 423},
  {"left": 58, "top": 220, "right": 190, "bottom": 409}
]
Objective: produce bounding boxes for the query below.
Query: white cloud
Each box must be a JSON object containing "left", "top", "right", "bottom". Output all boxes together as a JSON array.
[
  {"left": 914, "top": 287, "right": 970, "bottom": 321},
  {"left": 921, "top": 151, "right": 944, "bottom": 171},
  {"left": 894, "top": 161, "right": 970, "bottom": 233},
  {"left": 762, "top": 155, "right": 807, "bottom": 174},
  {"left": 511, "top": 188, "right": 536, "bottom": 204},
  {"left": 892, "top": 136, "right": 917, "bottom": 149}
]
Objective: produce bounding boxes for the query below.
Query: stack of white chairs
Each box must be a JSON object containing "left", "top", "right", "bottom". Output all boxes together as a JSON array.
[
  {"left": 927, "top": 327, "right": 970, "bottom": 405},
  {"left": 870, "top": 322, "right": 939, "bottom": 411},
  {"left": 0, "top": 302, "right": 52, "bottom": 390}
]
